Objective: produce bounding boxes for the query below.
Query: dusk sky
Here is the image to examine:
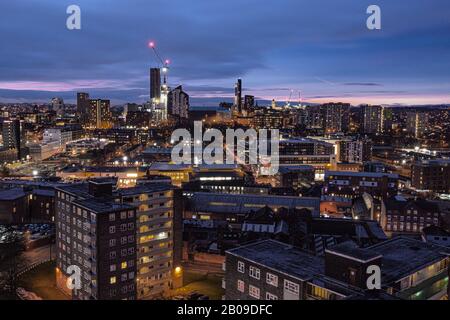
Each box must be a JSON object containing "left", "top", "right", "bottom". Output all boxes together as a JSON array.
[{"left": 0, "top": 0, "right": 449, "bottom": 106}]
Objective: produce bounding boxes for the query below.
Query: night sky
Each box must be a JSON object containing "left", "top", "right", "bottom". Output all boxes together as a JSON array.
[{"left": 0, "top": 0, "right": 449, "bottom": 105}]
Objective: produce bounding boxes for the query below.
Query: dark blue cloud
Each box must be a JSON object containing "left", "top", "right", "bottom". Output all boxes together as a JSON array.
[{"left": 0, "top": 0, "right": 449, "bottom": 105}]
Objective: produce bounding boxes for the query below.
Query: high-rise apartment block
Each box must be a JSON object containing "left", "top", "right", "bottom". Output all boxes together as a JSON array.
[
  {"left": 150, "top": 68, "right": 161, "bottom": 101},
  {"left": 411, "top": 159, "right": 450, "bottom": 193},
  {"left": 77, "top": 92, "right": 90, "bottom": 124},
  {"left": 361, "top": 105, "right": 383, "bottom": 134},
  {"left": 168, "top": 85, "right": 189, "bottom": 119},
  {"left": 233, "top": 79, "right": 242, "bottom": 115},
  {"left": 322, "top": 103, "right": 350, "bottom": 134},
  {"left": 55, "top": 180, "right": 182, "bottom": 300},
  {"left": 1, "top": 118, "right": 24, "bottom": 160},
  {"left": 244, "top": 95, "right": 255, "bottom": 111},
  {"left": 88, "top": 99, "right": 113, "bottom": 129},
  {"left": 406, "top": 112, "right": 428, "bottom": 138},
  {"left": 336, "top": 138, "right": 372, "bottom": 164}
]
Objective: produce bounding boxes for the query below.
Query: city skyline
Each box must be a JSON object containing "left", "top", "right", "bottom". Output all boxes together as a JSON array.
[{"left": 0, "top": 0, "right": 449, "bottom": 105}]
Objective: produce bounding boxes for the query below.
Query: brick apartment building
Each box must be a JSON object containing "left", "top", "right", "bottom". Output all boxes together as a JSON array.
[
  {"left": 323, "top": 171, "right": 399, "bottom": 201},
  {"left": 411, "top": 159, "right": 450, "bottom": 193},
  {"left": 381, "top": 197, "right": 442, "bottom": 235},
  {"left": 224, "top": 238, "right": 449, "bottom": 300},
  {"left": 55, "top": 179, "right": 182, "bottom": 300}
]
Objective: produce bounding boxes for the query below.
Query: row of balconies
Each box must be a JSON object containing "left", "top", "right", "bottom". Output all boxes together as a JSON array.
[
  {"left": 138, "top": 262, "right": 172, "bottom": 275},
  {"left": 137, "top": 255, "right": 172, "bottom": 267},
  {"left": 138, "top": 224, "right": 172, "bottom": 236},
  {"left": 137, "top": 245, "right": 171, "bottom": 257}
]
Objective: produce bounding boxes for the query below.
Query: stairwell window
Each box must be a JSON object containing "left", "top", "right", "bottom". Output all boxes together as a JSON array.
[
  {"left": 237, "top": 280, "right": 245, "bottom": 293},
  {"left": 249, "top": 285, "right": 260, "bottom": 299},
  {"left": 249, "top": 266, "right": 260, "bottom": 280},
  {"left": 266, "top": 272, "right": 278, "bottom": 287},
  {"left": 266, "top": 292, "right": 278, "bottom": 300},
  {"left": 284, "top": 280, "right": 299, "bottom": 295}
]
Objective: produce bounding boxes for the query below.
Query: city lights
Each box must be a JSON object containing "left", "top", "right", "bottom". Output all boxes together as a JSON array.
[{"left": 0, "top": 0, "right": 449, "bottom": 308}]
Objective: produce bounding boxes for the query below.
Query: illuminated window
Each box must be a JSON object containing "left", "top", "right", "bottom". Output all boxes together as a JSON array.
[
  {"left": 249, "top": 285, "right": 260, "bottom": 299},
  {"left": 249, "top": 266, "right": 260, "bottom": 280},
  {"left": 237, "top": 280, "right": 245, "bottom": 292},
  {"left": 121, "top": 262, "right": 127, "bottom": 269},
  {"left": 266, "top": 292, "right": 278, "bottom": 300},
  {"left": 284, "top": 280, "right": 299, "bottom": 295},
  {"left": 266, "top": 273, "right": 278, "bottom": 287},
  {"left": 110, "top": 276, "right": 116, "bottom": 284}
]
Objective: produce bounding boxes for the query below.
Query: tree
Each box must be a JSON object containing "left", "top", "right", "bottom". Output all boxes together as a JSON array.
[
  {"left": 0, "top": 236, "right": 26, "bottom": 298},
  {"left": 0, "top": 165, "right": 10, "bottom": 178}
]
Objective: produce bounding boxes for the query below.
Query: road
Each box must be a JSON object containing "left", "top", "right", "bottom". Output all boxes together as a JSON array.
[
  {"left": 17, "top": 244, "right": 55, "bottom": 273},
  {"left": 182, "top": 260, "right": 224, "bottom": 275},
  {"left": 0, "top": 244, "right": 56, "bottom": 274}
]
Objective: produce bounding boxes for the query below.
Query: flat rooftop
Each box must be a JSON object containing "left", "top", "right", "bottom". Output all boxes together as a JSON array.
[
  {"left": 56, "top": 183, "right": 96, "bottom": 198},
  {"left": 0, "top": 188, "right": 27, "bottom": 201},
  {"left": 191, "top": 192, "right": 320, "bottom": 215},
  {"left": 57, "top": 181, "right": 173, "bottom": 199},
  {"left": 227, "top": 239, "right": 324, "bottom": 280},
  {"left": 149, "top": 162, "right": 191, "bottom": 171},
  {"left": 143, "top": 147, "right": 172, "bottom": 154},
  {"left": 32, "top": 189, "right": 55, "bottom": 197},
  {"left": 326, "top": 241, "right": 382, "bottom": 263},
  {"left": 279, "top": 165, "right": 315, "bottom": 173},
  {"left": 73, "top": 198, "right": 134, "bottom": 214},
  {"left": 280, "top": 137, "right": 333, "bottom": 146},
  {"left": 62, "top": 166, "right": 147, "bottom": 173},
  {"left": 325, "top": 171, "right": 399, "bottom": 179},
  {"left": 118, "top": 183, "right": 173, "bottom": 196},
  {"left": 416, "top": 158, "right": 450, "bottom": 166},
  {"left": 368, "top": 237, "right": 450, "bottom": 284}
]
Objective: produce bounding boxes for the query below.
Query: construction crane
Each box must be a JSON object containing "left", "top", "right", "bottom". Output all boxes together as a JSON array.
[
  {"left": 286, "top": 89, "right": 294, "bottom": 108},
  {"left": 148, "top": 41, "right": 170, "bottom": 85}
]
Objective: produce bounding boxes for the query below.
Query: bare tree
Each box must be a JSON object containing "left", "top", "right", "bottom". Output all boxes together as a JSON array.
[{"left": 0, "top": 236, "right": 26, "bottom": 298}]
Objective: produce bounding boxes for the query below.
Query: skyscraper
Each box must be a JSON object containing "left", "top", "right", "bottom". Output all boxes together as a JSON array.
[
  {"left": 168, "top": 85, "right": 190, "bottom": 119},
  {"left": 77, "top": 92, "right": 90, "bottom": 114},
  {"left": 233, "top": 78, "right": 242, "bottom": 115},
  {"left": 1, "top": 119, "right": 24, "bottom": 160},
  {"left": 406, "top": 112, "right": 428, "bottom": 138},
  {"left": 150, "top": 68, "right": 161, "bottom": 102},
  {"left": 336, "top": 138, "right": 372, "bottom": 163},
  {"left": 322, "top": 103, "right": 350, "bottom": 134},
  {"left": 55, "top": 180, "right": 181, "bottom": 300},
  {"left": 88, "top": 99, "right": 113, "bottom": 129},
  {"left": 361, "top": 105, "right": 383, "bottom": 134},
  {"left": 305, "top": 105, "right": 324, "bottom": 129},
  {"left": 244, "top": 95, "right": 255, "bottom": 111},
  {"left": 51, "top": 97, "right": 64, "bottom": 116},
  {"left": 77, "top": 92, "right": 90, "bottom": 125}
]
